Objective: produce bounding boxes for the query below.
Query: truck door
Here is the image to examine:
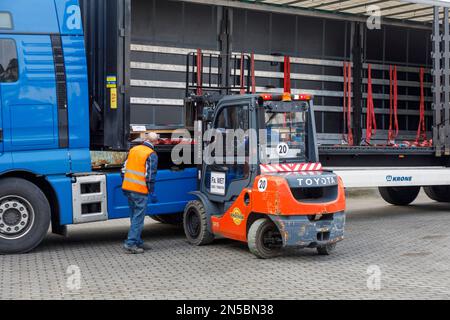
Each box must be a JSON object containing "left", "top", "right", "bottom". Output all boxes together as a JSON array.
[
  {"left": 202, "top": 99, "right": 254, "bottom": 208},
  {"left": 0, "top": 38, "right": 17, "bottom": 155},
  {"left": 0, "top": 35, "right": 59, "bottom": 151}
]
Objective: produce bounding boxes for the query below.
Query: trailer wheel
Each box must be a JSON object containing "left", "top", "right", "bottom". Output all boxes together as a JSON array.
[
  {"left": 378, "top": 186, "right": 420, "bottom": 206},
  {"left": 0, "top": 178, "right": 51, "bottom": 254},
  {"left": 183, "top": 200, "right": 214, "bottom": 246},
  {"left": 248, "top": 218, "right": 283, "bottom": 259},
  {"left": 423, "top": 186, "right": 450, "bottom": 202},
  {"left": 150, "top": 213, "right": 183, "bottom": 226},
  {"left": 317, "top": 243, "right": 336, "bottom": 255}
]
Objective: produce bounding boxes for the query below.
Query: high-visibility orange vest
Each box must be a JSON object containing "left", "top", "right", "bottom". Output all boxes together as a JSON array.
[{"left": 122, "top": 145, "right": 155, "bottom": 194}]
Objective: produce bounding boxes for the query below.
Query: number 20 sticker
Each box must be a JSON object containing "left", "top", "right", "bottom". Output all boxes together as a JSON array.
[
  {"left": 277, "top": 142, "right": 290, "bottom": 157},
  {"left": 258, "top": 178, "right": 268, "bottom": 192}
]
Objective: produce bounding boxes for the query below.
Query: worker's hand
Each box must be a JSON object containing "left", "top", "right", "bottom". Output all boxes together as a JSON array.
[{"left": 150, "top": 193, "right": 158, "bottom": 204}]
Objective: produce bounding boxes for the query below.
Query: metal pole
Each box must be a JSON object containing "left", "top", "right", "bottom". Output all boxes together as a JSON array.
[
  {"left": 443, "top": 8, "right": 450, "bottom": 155},
  {"left": 432, "top": 6, "right": 443, "bottom": 156},
  {"left": 352, "top": 22, "right": 364, "bottom": 145}
]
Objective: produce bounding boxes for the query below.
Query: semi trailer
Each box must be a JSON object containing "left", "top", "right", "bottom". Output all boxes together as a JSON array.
[{"left": 1, "top": 0, "right": 450, "bottom": 255}]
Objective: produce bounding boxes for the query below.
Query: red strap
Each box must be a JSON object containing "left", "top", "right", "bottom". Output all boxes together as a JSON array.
[
  {"left": 343, "top": 62, "right": 354, "bottom": 145},
  {"left": 366, "top": 64, "right": 377, "bottom": 143},
  {"left": 394, "top": 67, "right": 399, "bottom": 138},
  {"left": 388, "top": 66, "right": 399, "bottom": 143},
  {"left": 240, "top": 53, "right": 245, "bottom": 94},
  {"left": 398, "top": 67, "right": 430, "bottom": 148},
  {"left": 416, "top": 67, "right": 426, "bottom": 143},
  {"left": 196, "top": 49, "right": 203, "bottom": 96},
  {"left": 284, "top": 56, "right": 291, "bottom": 93},
  {"left": 251, "top": 52, "right": 256, "bottom": 94}
]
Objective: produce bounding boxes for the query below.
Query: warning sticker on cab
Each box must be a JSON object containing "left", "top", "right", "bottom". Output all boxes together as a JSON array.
[{"left": 210, "top": 172, "right": 226, "bottom": 195}]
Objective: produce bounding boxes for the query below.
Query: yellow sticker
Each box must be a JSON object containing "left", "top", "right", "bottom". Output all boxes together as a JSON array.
[
  {"left": 231, "top": 208, "right": 244, "bottom": 226},
  {"left": 110, "top": 88, "right": 117, "bottom": 109},
  {"left": 106, "top": 76, "right": 117, "bottom": 88}
]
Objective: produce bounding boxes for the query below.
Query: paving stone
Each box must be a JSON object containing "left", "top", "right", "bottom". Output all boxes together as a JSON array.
[{"left": 1, "top": 192, "right": 450, "bottom": 299}]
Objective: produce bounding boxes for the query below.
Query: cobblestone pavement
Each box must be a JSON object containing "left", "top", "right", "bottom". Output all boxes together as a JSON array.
[{"left": 1, "top": 191, "right": 450, "bottom": 300}]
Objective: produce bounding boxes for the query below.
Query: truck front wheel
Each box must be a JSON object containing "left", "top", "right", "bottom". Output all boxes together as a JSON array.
[
  {"left": 378, "top": 186, "right": 420, "bottom": 206},
  {"left": 423, "top": 186, "right": 450, "bottom": 202},
  {"left": 248, "top": 218, "right": 283, "bottom": 259},
  {"left": 0, "top": 178, "right": 51, "bottom": 254}
]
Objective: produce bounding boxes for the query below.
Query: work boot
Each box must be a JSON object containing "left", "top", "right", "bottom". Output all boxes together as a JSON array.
[
  {"left": 123, "top": 244, "right": 144, "bottom": 254},
  {"left": 137, "top": 243, "right": 152, "bottom": 251}
]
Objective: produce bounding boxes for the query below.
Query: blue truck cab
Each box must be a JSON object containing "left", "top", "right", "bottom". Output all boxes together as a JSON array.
[{"left": 0, "top": 0, "right": 196, "bottom": 254}]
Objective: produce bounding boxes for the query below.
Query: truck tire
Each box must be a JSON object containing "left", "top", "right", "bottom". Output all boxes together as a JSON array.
[
  {"left": 0, "top": 178, "right": 51, "bottom": 254},
  {"left": 248, "top": 218, "right": 283, "bottom": 259},
  {"left": 423, "top": 186, "right": 450, "bottom": 202},
  {"left": 183, "top": 200, "right": 214, "bottom": 246},
  {"left": 150, "top": 213, "right": 183, "bottom": 226},
  {"left": 378, "top": 186, "right": 420, "bottom": 206}
]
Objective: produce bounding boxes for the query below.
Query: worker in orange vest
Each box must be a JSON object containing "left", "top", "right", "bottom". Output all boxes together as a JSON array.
[{"left": 122, "top": 132, "right": 159, "bottom": 254}]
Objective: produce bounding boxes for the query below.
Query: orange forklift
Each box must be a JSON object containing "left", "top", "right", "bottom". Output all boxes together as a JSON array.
[{"left": 182, "top": 53, "right": 346, "bottom": 258}]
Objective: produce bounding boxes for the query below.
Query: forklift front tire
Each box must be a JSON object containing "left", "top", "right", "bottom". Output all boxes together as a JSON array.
[
  {"left": 183, "top": 200, "right": 214, "bottom": 246},
  {"left": 248, "top": 218, "right": 283, "bottom": 259}
]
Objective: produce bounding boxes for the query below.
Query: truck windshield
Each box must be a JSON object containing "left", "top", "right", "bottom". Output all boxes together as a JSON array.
[{"left": 263, "top": 103, "right": 308, "bottom": 163}]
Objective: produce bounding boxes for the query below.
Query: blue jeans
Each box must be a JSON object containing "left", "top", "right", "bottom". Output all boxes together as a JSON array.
[{"left": 124, "top": 191, "right": 149, "bottom": 247}]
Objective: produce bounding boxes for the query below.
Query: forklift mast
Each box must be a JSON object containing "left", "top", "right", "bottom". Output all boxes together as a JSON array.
[
  {"left": 184, "top": 50, "right": 253, "bottom": 131},
  {"left": 183, "top": 49, "right": 319, "bottom": 165}
]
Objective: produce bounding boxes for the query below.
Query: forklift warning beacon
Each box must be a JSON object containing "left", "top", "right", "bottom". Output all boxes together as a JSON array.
[{"left": 182, "top": 89, "right": 346, "bottom": 258}]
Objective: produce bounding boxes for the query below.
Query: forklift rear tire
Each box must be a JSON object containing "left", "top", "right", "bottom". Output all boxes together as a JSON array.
[
  {"left": 150, "top": 213, "right": 183, "bottom": 226},
  {"left": 183, "top": 200, "right": 214, "bottom": 246},
  {"left": 248, "top": 218, "right": 283, "bottom": 259},
  {"left": 423, "top": 186, "right": 450, "bottom": 202},
  {"left": 317, "top": 243, "right": 336, "bottom": 255},
  {"left": 378, "top": 186, "right": 420, "bottom": 206},
  {"left": 0, "top": 178, "right": 51, "bottom": 254}
]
